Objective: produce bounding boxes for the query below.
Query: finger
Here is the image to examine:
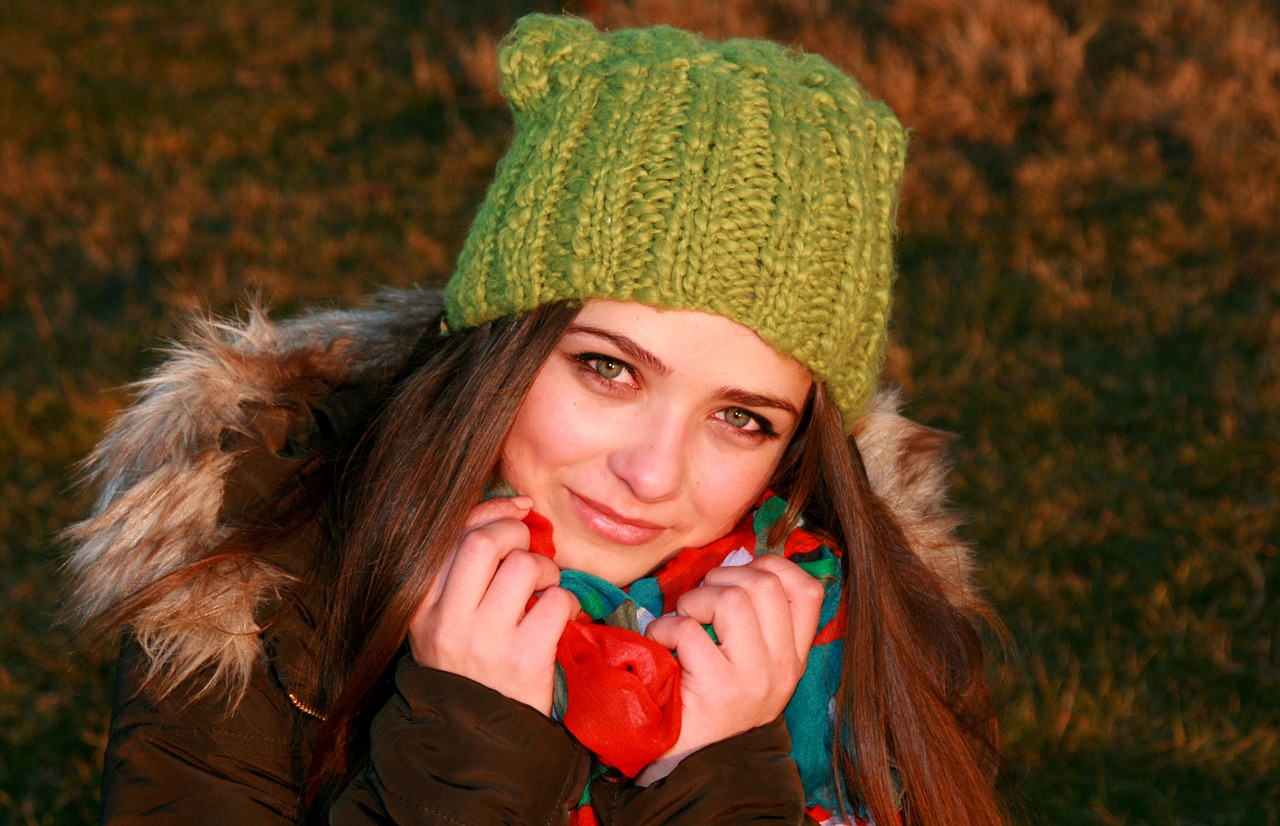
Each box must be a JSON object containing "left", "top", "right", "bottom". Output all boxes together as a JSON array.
[
  {"left": 669, "top": 584, "right": 770, "bottom": 670},
  {"left": 464, "top": 495, "right": 534, "bottom": 530},
  {"left": 746, "top": 555, "right": 825, "bottom": 657},
  {"left": 645, "top": 614, "right": 721, "bottom": 670},
  {"left": 434, "top": 517, "right": 531, "bottom": 615},
  {"left": 519, "top": 585, "right": 580, "bottom": 643},
  {"left": 480, "top": 550, "right": 561, "bottom": 626},
  {"left": 423, "top": 497, "right": 534, "bottom": 607},
  {"left": 701, "top": 565, "right": 796, "bottom": 663}
]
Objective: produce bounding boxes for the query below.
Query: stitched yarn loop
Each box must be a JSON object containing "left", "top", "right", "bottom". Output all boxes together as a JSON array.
[{"left": 444, "top": 15, "right": 907, "bottom": 429}]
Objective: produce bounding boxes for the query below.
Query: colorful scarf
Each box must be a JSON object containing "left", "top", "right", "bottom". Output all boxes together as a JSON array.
[{"left": 523, "top": 492, "right": 850, "bottom": 822}]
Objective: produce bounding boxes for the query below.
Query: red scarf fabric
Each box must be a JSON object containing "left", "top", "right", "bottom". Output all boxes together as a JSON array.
[
  {"left": 523, "top": 500, "right": 855, "bottom": 823},
  {"left": 524, "top": 505, "right": 821, "bottom": 776},
  {"left": 525, "top": 508, "right": 729, "bottom": 776}
]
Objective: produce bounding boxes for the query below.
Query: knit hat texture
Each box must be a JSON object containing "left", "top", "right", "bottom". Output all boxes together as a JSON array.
[{"left": 444, "top": 14, "right": 907, "bottom": 428}]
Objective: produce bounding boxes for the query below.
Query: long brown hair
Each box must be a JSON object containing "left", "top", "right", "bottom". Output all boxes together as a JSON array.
[
  {"left": 778, "top": 384, "right": 1004, "bottom": 826},
  {"left": 304, "top": 300, "right": 581, "bottom": 809},
  {"left": 304, "top": 302, "right": 1003, "bottom": 824}
]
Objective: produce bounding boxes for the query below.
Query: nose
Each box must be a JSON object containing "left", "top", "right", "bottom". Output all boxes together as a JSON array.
[{"left": 606, "top": 409, "right": 688, "bottom": 503}]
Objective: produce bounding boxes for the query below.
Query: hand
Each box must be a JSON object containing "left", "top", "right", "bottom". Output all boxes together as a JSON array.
[
  {"left": 408, "top": 496, "right": 580, "bottom": 715},
  {"left": 637, "top": 554, "right": 824, "bottom": 785}
]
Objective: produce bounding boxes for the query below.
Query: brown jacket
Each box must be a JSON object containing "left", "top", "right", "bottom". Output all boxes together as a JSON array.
[{"left": 66, "top": 289, "right": 978, "bottom": 823}]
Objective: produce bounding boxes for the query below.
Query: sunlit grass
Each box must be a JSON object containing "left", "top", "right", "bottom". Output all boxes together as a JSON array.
[{"left": 2, "top": 0, "right": 1276, "bottom": 823}]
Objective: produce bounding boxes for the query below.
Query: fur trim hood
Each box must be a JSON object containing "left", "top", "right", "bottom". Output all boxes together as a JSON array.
[{"left": 64, "top": 287, "right": 977, "bottom": 700}]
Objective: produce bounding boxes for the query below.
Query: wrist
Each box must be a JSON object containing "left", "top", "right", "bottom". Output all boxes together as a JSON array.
[{"left": 635, "top": 750, "right": 686, "bottom": 787}]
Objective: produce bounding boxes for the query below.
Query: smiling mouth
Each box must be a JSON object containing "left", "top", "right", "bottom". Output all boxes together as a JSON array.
[{"left": 568, "top": 491, "right": 666, "bottom": 545}]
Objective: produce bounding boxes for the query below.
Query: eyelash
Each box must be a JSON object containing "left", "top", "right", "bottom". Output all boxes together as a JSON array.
[
  {"left": 571, "top": 352, "right": 780, "bottom": 441},
  {"left": 718, "top": 407, "right": 779, "bottom": 438},
  {"left": 573, "top": 352, "right": 638, "bottom": 390}
]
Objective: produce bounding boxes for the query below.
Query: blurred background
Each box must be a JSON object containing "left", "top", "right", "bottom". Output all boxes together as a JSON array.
[{"left": 1, "top": 0, "right": 1276, "bottom": 823}]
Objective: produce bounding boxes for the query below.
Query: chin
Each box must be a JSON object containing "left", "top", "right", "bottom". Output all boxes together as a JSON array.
[{"left": 555, "top": 542, "right": 667, "bottom": 588}]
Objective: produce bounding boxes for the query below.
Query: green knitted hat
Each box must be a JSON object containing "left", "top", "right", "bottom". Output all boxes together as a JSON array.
[{"left": 445, "top": 14, "right": 906, "bottom": 429}]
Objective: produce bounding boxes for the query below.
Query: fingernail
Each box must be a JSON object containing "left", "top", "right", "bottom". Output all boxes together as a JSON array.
[{"left": 510, "top": 495, "right": 534, "bottom": 509}]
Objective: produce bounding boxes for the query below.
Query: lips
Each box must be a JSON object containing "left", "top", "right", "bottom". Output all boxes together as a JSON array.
[{"left": 568, "top": 490, "right": 666, "bottom": 545}]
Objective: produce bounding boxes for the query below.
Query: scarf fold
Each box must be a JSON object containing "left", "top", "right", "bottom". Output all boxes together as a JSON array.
[{"left": 523, "top": 492, "right": 848, "bottom": 817}]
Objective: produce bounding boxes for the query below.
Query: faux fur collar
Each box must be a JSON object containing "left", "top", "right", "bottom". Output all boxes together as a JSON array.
[{"left": 64, "top": 287, "right": 976, "bottom": 700}]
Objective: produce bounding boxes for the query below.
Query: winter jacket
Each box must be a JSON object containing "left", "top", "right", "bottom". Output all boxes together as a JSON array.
[{"left": 65, "top": 288, "right": 979, "bottom": 824}]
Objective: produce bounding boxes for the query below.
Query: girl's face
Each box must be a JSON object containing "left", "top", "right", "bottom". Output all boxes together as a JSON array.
[{"left": 499, "top": 299, "right": 813, "bottom": 586}]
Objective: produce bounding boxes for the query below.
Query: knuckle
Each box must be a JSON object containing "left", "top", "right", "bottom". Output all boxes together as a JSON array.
[
  {"left": 541, "top": 586, "right": 579, "bottom": 616},
  {"left": 460, "top": 520, "right": 528, "bottom": 559},
  {"left": 676, "top": 617, "right": 708, "bottom": 645},
  {"left": 459, "top": 524, "right": 502, "bottom": 557},
  {"left": 463, "top": 500, "right": 506, "bottom": 531},
  {"left": 798, "top": 573, "right": 825, "bottom": 602},
  {"left": 731, "top": 571, "right": 781, "bottom": 607},
  {"left": 718, "top": 584, "right": 752, "bottom": 612},
  {"left": 502, "top": 549, "right": 539, "bottom": 578},
  {"left": 756, "top": 569, "right": 786, "bottom": 597},
  {"left": 703, "top": 565, "right": 742, "bottom": 585},
  {"left": 751, "top": 553, "right": 789, "bottom": 572}
]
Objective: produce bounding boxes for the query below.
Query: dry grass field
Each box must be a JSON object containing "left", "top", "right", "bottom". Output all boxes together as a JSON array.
[{"left": 2, "top": 0, "right": 1276, "bottom": 823}]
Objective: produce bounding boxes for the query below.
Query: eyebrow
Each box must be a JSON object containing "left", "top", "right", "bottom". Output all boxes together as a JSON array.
[
  {"left": 714, "top": 387, "right": 804, "bottom": 419},
  {"left": 565, "top": 323, "right": 805, "bottom": 419},
  {"left": 565, "top": 324, "right": 672, "bottom": 377}
]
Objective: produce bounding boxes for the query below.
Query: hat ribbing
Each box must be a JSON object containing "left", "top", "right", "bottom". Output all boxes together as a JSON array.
[{"left": 445, "top": 14, "right": 906, "bottom": 429}]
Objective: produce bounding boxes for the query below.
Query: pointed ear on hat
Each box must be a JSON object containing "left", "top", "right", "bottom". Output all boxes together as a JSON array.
[{"left": 499, "top": 14, "right": 608, "bottom": 113}]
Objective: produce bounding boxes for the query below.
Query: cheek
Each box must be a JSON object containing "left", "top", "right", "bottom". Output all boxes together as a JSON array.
[
  {"left": 501, "top": 392, "right": 561, "bottom": 484},
  {"left": 689, "top": 445, "right": 787, "bottom": 534},
  {"left": 501, "top": 375, "right": 602, "bottom": 483}
]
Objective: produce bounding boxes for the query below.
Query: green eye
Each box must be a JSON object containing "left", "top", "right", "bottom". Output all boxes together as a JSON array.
[
  {"left": 594, "top": 358, "right": 624, "bottom": 379},
  {"left": 723, "top": 407, "right": 754, "bottom": 429}
]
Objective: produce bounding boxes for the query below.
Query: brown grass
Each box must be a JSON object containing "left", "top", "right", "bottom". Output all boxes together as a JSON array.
[{"left": 1, "top": 0, "right": 1276, "bottom": 822}]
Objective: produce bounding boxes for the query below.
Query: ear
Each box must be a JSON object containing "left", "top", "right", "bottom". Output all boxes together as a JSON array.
[{"left": 499, "top": 14, "right": 608, "bottom": 113}]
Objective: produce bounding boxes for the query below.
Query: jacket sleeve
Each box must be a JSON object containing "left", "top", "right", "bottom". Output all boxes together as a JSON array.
[
  {"left": 100, "top": 636, "right": 305, "bottom": 825},
  {"left": 588, "top": 717, "right": 817, "bottom": 825},
  {"left": 330, "top": 657, "right": 592, "bottom": 825}
]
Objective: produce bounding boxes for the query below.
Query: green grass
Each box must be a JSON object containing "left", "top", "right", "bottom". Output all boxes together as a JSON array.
[{"left": 2, "top": 0, "right": 1276, "bottom": 823}]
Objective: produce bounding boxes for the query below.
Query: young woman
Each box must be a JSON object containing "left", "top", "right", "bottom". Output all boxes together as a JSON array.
[{"left": 67, "top": 15, "right": 1003, "bottom": 825}]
